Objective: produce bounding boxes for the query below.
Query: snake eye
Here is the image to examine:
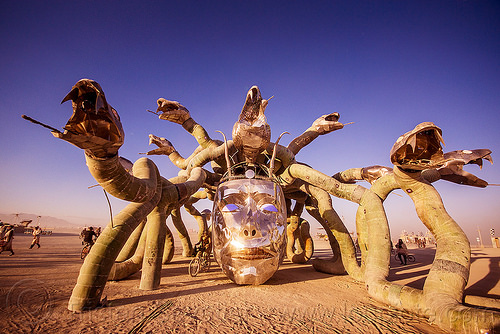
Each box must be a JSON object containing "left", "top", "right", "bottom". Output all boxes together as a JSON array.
[
  {"left": 260, "top": 203, "right": 278, "bottom": 213},
  {"left": 222, "top": 203, "right": 240, "bottom": 213}
]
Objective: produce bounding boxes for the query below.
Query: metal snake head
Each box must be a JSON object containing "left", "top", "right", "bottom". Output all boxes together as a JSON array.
[
  {"left": 232, "top": 86, "right": 272, "bottom": 163},
  {"left": 437, "top": 149, "right": 493, "bottom": 187},
  {"left": 57, "top": 79, "right": 124, "bottom": 158},
  {"left": 146, "top": 134, "right": 176, "bottom": 155},
  {"left": 156, "top": 98, "right": 191, "bottom": 125},
  {"left": 390, "top": 122, "right": 445, "bottom": 171},
  {"left": 311, "top": 112, "right": 344, "bottom": 135},
  {"left": 237, "top": 86, "right": 270, "bottom": 124}
]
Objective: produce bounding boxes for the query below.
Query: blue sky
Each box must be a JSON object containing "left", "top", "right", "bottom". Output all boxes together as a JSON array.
[{"left": 1, "top": 1, "right": 499, "bottom": 242}]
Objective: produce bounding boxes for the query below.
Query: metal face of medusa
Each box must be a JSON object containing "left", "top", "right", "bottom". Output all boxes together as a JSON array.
[{"left": 212, "top": 177, "right": 287, "bottom": 285}]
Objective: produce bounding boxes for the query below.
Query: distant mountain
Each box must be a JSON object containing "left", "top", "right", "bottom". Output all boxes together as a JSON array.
[{"left": 0, "top": 213, "right": 80, "bottom": 229}]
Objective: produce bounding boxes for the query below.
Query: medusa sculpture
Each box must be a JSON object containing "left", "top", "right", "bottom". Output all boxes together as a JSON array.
[{"left": 23, "top": 79, "right": 499, "bottom": 333}]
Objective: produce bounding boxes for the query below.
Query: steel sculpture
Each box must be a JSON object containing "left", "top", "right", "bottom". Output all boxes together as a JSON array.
[{"left": 23, "top": 79, "right": 499, "bottom": 333}]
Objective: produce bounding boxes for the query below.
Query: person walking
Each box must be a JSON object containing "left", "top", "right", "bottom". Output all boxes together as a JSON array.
[
  {"left": 0, "top": 225, "right": 15, "bottom": 256},
  {"left": 30, "top": 226, "right": 42, "bottom": 249},
  {"left": 395, "top": 238, "right": 408, "bottom": 265}
]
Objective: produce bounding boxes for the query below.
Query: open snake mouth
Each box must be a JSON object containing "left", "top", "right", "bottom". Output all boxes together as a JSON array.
[
  {"left": 61, "top": 79, "right": 124, "bottom": 146},
  {"left": 390, "top": 122, "right": 493, "bottom": 187},
  {"left": 390, "top": 122, "right": 445, "bottom": 170},
  {"left": 230, "top": 247, "right": 276, "bottom": 260},
  {"left": 324, "top": 113, "right": 340, "bottom": 122},
  {"left": 239, "top": 86, "right": 263, "bottom": 124}
]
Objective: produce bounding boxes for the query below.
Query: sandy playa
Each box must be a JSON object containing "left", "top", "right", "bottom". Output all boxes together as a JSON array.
[{"left": 0, "top": 232, "right": 498, "bottom": 333}]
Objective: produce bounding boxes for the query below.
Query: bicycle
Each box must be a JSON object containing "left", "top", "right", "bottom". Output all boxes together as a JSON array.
[
  {"left": 394, "top": 253, "right": 415, "bottom": 262},
  {"left": 189, "top": 250, "right": 211, "bottom": 277},
  {"left": 81, "top": 242, "right": 93, "bottom": 260}
]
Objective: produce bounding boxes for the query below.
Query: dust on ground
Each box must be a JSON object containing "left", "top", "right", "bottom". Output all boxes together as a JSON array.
[{"left": 1, "top": 233, "right": 498, "bottom": 333}]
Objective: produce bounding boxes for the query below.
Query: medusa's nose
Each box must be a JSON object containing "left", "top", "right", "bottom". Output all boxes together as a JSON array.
[
  {"left": 239, "top": 208, "right": 262, "bottom": 239},
  {"left": 242, "top": 224, "right": 258, "bottom": 237},
  {"left": 240, "top": 222, "right": 262, "bottom": 239}
]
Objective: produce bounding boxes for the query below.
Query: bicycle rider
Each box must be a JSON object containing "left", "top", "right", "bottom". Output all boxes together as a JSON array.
[
  {"left": 81, "top": 227, "right": 97, "bottom": 247},
  {"left": 395, "top": 238, "right": 408, "bottom": 265},
  {"left": 193, "top": 231, "right": 211, "bottom": 257}
]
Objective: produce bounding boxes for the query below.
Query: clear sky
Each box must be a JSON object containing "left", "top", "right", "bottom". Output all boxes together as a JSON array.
[{"left": 1, "top": 1, "right": 499, "bottom": 243}]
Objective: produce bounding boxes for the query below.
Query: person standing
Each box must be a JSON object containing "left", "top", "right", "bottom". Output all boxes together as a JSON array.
[
  {"left": 0, "top": 225, "right": 15, "bottom": 256},
  {"left": 30, "top": 226, "right": 42, "bottom": 249},
  {"left": 396, "top": 238, "right": 408, "bottom": 265}
]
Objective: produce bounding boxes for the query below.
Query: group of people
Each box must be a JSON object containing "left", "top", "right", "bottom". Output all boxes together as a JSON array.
[
  {"left": 0, "top": 223, "right": 43, "bottom": 256},
  {"left": 416, "top": 237, "right": 427, "bottom": 248},
  {"left": 1, "top": 222, "right": 106, "bottom": 257}
]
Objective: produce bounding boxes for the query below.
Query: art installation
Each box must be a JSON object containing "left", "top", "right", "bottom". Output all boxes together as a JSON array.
[{"left": 23, "top": 79, "right": 499, "bottom": 333}]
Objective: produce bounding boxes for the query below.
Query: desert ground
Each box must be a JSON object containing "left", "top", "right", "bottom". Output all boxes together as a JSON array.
[{"left": 0, "top": 232, "right": 498, "bottom": 334}]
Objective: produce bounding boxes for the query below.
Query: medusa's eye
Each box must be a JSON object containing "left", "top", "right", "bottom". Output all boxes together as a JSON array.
[
  {"left": 222, "top": 203, "right": 240, "bottom": 213},
  {"left": 260, "top": 203, "right": 278, "bottom": 213}
]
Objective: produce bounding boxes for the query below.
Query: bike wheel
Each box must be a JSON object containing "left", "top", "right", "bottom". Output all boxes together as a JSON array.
[
  {"left": 201, "top": 253, "right": 211, "bottom": 272},
  {"left": 407, "top": 255, "right": 415, "bottom": 262},
  {"left": 189, "top": 257, "right": 201, "bottom": 277},
  {"left": 81, "top": 245, "right": 90, "bottom": 260}
]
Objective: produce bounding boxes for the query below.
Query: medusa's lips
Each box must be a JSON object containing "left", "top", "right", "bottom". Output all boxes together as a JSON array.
[{"left": 230, "top": 247, "right": 276, "bottom": 260}]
